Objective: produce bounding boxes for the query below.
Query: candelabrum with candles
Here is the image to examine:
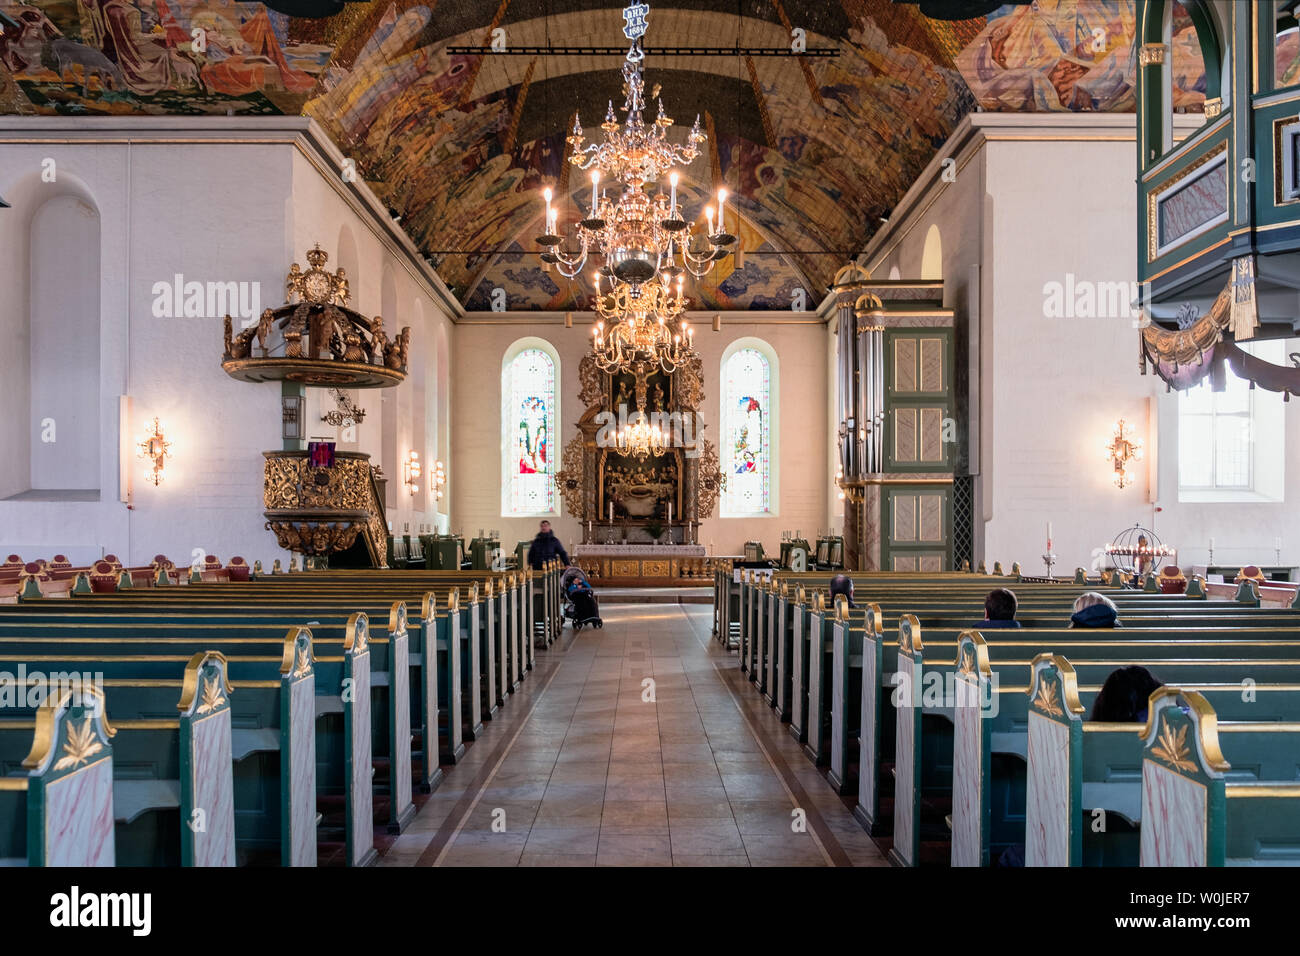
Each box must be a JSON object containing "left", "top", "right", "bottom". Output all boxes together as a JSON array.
[
  {"left": 591, "top": 274, "right": 695, "bottom": 373},
  {"left": 535, "top": 14, "right": 733, "bottom": 288},
  {"left": 1103, "top": 524, "right": 1173, "bottom": 577}
]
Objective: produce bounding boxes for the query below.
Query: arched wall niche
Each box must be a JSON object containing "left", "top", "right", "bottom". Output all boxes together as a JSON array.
[{"left": 0, "top": 173, "right": 103, "bottom": 501}]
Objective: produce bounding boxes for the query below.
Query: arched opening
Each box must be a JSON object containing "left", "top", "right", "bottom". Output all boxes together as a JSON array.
[
  {"left": 920, "top": 225, "right": 943, "bottom": 281},
  {"left": 720, "top": 338, "right": 779, "bottom": 517},
  {"left": 15, "top": 192, "right": 102, "bottom": 499},
  {"left": 436, "top": 322, "right": 450, "bottom": 530},
  {"left": 501, "top": 338, "right": 560, "bottom": 517}
]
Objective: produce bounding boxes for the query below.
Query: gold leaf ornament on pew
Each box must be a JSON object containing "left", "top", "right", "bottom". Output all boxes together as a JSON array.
[
  {"left": 1034, "top": 679, "right": 1063, "bottom": 718},
  {"left": 293, "top": 645, "right": 312, "bottom": 679},
  {"left": 53, "top": 716, "right": 104, "bottom": 771},
  {"left": 1151, "top": 717, "right": 1197, "bottom": 773},
  {"left": 957, "top": 644, "right": 976, "bottom": 678},
  {"left": 197, "top": 676, "right": 226, "bottom": 715}
]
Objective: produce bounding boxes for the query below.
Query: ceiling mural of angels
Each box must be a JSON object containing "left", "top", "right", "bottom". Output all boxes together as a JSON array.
[{"left": 0, "top": 0, "right": 1208, "bottom": 309}]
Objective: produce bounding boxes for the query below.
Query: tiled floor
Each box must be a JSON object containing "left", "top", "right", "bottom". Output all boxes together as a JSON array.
[{"left": 379, "top": 603, "right": 888, "bottom": 867}]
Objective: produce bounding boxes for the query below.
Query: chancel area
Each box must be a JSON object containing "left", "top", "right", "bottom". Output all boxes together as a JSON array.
[{"left": 0, "top": 0, "right": 1299, "bottom": 879}]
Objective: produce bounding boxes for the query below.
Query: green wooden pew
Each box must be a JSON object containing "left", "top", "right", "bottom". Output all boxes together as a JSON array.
[
  {"left": 0, "top": 600, "right": 416, "bottom": 834},
  {"left": 0, "top": 688, "right": 116, "bottom": 865},
  {"left": 888, "top": 625, "right": 1300, "bottom": 866},
  {"left": 1021, "top": 656, "right": 1300, "bottom": 866},
  {"left": 0, "top": 652, "right": 240, "bottom": 866},
  {"left": 1138, "top": 687, "right": 1300, "bottom": 866},
  {"left": 0, "top": 619, "right": 373, "bottom": 866}
]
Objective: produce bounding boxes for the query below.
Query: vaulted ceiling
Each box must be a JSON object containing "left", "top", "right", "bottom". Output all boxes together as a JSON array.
[{"left": 0, "top": 1, "right": 1208, "bottom": 309}]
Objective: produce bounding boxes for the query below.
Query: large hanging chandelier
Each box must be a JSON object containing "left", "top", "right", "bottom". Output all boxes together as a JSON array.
[
  {"left": 536, "top": 2, "right": 734, "bottom": 287},
  {"left": 592, "top": 274, "right": 695, "bottom": 373},
  {"left": 616, "top": 414, "right": 669, "bottom": 461}
]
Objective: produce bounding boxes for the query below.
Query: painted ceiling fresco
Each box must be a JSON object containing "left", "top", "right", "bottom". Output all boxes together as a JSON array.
[{"left": 0, "top": 1, "right": 1209, "bottom": 310}]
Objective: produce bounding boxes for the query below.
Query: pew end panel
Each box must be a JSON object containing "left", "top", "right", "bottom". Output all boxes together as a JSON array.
[
  {"left": 950, "top": 632, "right": 993, "bottom": 867},
  {"left": 279, "top": 627, "right": 318, "bottom": 867},
  {"left": 17, "top": 686, "right": 116, "bottom": 866},
  {"left": 1138, "top": 688, "right": 1232, "bottom": 867},
  {"left": 343, "top": 613, "right": 377, "bottom": 867},
  {"left": 177, "top": 651, "right": 237, "bottom": 867},
  {"left": 1024, "top": 655, "right": 1086, "bottom": 867}
]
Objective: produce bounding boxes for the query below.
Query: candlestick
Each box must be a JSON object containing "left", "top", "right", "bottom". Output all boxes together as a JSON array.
[
  {"left": 608, "top": 500, "right": 613, "bottom": 523},
  {"left": 717, "top": 188, "right": 727, "bottom": 234},
  {"left": 667, "top": 502, "right": 672, "bottom": 524}
]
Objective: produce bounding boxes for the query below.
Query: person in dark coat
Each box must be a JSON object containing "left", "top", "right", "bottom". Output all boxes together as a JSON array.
[
  {"left": 1090, "top": 666, "right": 1163, "bottom": 723},
  {"left": 527, "top": 520, "right": 569, "bottom": 570},
  {"left": 1070, "top": 591, "right": 1121, "bottom": 628},
  {"left": 829, "top": 573, "right": 855, "bottom": 608},
  {"left": 975, "top": 587, "right": 1021, "bottom": 628}
]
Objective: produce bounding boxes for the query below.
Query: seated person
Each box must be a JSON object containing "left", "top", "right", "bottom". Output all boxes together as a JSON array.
[
  {"left": 1090, "top": 666, "right": 1163, "bottom": 723},
  {"left": 561, "top": 565, "right": 591, "bottom": 595},
  {"left": 828, "top": 573, "right": 855, "bottom": 608},
  {"left": 1070, "top": 591, "right": 1121, "bottom": 628},
  {"left": 975, "top": 587, "right": 1020, "bottom": 628}
]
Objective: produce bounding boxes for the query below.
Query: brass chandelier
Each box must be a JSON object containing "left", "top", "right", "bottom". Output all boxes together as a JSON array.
[
  {"left": 536, "top": 2, "right": 734, "bottom": 287},
  {"left": 592, "top": 274, "right": 695, "bottom": 373},
  {"left": 615, "top": 414, "right": 668, "bottom": 461}
]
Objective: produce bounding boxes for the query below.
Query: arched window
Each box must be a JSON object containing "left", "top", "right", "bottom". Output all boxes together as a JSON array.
[
  {"left": 721, "top": 343, "right": 777, "bottom": 516},
  {"left": 502, "top": 342, "right": 558, "bottom": 515}
]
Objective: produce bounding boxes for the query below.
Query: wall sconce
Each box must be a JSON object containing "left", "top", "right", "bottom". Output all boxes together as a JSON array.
[
  {"left": 404, "top": 450, "right": 421, "bottom": 495},
  {"left": 433, "top": 459, "right": 446, "bottom": 501},
  {"left": 1106, "top": 419, "right": 1142, "bottom": 489},
  {"left": 138, "top": 417, "right": 171, "bottom": 486}
]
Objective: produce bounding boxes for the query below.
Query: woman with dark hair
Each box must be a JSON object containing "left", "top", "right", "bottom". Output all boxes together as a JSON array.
[{"left": 1090, "top": 666, "right": 1164, "bottom": 723}]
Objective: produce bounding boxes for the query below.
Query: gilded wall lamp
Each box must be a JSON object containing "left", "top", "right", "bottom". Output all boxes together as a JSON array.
[
  {"left": 138, "top": 418, "right": 171, "bottom": 486},
  {"left": 433, "top": 459, "right": 446, "bottom": 501},
  {"left": 1106, "top": 419, "right": 1142, "bottom": 489},
  {"left": 404, "top": 451, "right": 422, "bottom": 496}
]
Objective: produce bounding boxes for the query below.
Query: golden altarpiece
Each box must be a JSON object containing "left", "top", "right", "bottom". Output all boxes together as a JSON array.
[{"left": 556, "top": 353, "right": 724, "bottom": 582}]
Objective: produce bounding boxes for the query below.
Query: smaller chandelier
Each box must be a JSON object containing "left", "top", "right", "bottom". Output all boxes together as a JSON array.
[
  {"left": 616, "top": 414, "right": 668, "bottom": 461},
  {"left": 1105, "top": 419, "right": 1143, "bottom": 489},
  {"left": 592, "top": 274, "right": 695, "bottom": 373}
]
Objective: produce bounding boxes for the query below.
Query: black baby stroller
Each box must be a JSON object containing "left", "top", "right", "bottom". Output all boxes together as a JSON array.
[{"left": 561, "top": 566, "right": 603, "bottom": 630}]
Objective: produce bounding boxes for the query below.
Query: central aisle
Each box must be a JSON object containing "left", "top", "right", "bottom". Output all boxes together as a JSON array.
[{"left": 378, "top": 604, "right": 888, "bottom": 867}]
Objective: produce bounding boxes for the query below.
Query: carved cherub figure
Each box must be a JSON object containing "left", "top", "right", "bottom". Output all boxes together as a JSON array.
[
  {"left": 397, "top": 326, "right": 411, "bottom": 368},
  {"left": 336, "top": 269, "right": 350, "bottom": 306},
  {"left": 369, "top": 314, "right": 387, "bottom": 363},
  {"left": 286, "top": 263, "right": 302, "bottom": 302},
  {"left": 223, "top": 314, "right": 234, "bottom": 359},
  {"left": 255, "top": 308, "right": 274, "bottom": 355}
]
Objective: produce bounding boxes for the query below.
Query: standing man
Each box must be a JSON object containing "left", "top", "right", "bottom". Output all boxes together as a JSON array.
[{"left": 527, "top": 519, "right": 570, "bottom": 570}]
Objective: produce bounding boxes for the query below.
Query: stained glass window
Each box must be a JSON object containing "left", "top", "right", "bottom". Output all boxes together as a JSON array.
[
  {"left": 506, "top": 348, "right": 556, "bottom": 514},
  {"left": 722, "top": 347, "right": 771, "bottom": 515}
]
